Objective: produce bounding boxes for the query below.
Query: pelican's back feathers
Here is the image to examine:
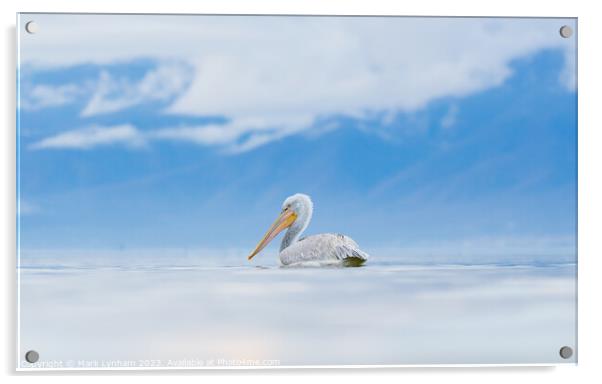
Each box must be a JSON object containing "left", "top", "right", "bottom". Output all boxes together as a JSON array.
[{"left": 280, "top": 233, "right": 369, "bottom": 266}]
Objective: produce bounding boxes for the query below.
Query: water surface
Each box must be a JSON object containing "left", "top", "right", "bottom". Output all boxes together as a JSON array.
[{"left": 18, "top": 252, "right": 577, "bottom": 368}]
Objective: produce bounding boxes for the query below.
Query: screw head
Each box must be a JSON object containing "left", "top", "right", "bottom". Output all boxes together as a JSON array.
[
  {"left": 559, "top": 346, "right": 573, "bottom": 359},
  {"left": 559, "top": 25, "right": 573, "bottom": 38},
  {"left": 25, "top": 350, "right": 39, "bottom": 363},
  {"left": 25, "top": 21, "right": 39, "bottom": 34}
]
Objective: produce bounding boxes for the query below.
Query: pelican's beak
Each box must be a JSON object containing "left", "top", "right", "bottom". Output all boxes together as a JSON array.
[{"left": 248, "top": 208, "right": 297, "bottom": 261}]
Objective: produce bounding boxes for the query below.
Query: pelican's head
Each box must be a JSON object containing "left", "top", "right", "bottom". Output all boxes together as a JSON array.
[{"left": 247, "top": 193, "right": 313, "bottom": 261}]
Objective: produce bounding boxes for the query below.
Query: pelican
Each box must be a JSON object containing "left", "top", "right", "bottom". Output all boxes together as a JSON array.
[{"left": 247, "top": 193, "right": 369, "bottom": 266}]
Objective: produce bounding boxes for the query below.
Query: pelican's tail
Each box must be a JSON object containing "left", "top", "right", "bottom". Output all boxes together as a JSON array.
[
  {"left": 330, "top": 233, "right": 369, "bottom": 266},
  {"left": 347, "top": 248, "right": 369, "bottom": 266},
  {"left": 338, "top": 244, "right": 369, "bottom": 267}
]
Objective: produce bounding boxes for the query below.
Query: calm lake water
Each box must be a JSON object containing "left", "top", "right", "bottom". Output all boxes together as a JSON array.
[{"left": 18, "top": 251, "right": 577, "bottom": 368}]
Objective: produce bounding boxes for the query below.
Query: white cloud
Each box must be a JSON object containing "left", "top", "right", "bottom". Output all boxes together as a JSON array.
[
  {"left": 30, "top": 124, "right": 145, "bottom": 150},
  {"left": 559, "top": 49, "right": 577, "bottom": 91},
  {"left": 20, "top": 83, "right": 84, "bottom": 110},
  {"left": 149, "top": 125, "right": 239, "bottom": 146},
  {"left": 20, "top": 15, "right": 577, "bottom": 151},
  {"left": 20, "top": 61, "right": 192, "bottom": 115},
  {"left": 440, "top": 105, "right": 459, "bottom": 129},
  {"left": 30, "top": 119, "right": 311, "bottom": 153},
  {"left": 81, "top": 62, "right": 193, "bottom": 117},
  {"left": 147, "top": 114, "right": 313, "bottom": 152}
]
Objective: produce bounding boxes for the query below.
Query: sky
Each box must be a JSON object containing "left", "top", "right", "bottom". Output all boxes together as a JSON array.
[{"left": 17, "top": 14, "right": 577, "bottom": 263}]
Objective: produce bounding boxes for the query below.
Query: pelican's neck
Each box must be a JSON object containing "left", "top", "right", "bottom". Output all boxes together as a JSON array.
[{"left": 280, "top": 203, "right": 312, "bottom": 252}]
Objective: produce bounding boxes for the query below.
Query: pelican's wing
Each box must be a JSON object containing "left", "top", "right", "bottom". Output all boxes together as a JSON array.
[
  {"left": 330, "top": 234, "right": 370, "bottom": 263},
  {"left": 280, "top": 233, "right": 369, "bottom": 265}
]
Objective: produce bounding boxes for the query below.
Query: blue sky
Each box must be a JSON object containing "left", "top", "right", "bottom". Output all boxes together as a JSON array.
[{"left": 17, "top": 15, "right": 577, "bottom": 262}]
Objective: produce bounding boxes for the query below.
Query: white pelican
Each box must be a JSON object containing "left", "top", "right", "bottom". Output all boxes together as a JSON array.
[{"left": 247, "top": 193, "right": 369, "bottom": 266}]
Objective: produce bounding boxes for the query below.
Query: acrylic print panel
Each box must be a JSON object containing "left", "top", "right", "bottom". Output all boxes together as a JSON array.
[{"left": 17, "top": 13, "right": 577, "bottom": 369}]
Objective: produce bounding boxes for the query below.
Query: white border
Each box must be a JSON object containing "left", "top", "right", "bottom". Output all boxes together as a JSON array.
[
  {"left": 3, "top": 0, "right": 601, "bottom": 382},
  {"left": 15, "top": 362, "right": 575, "bottom": 373}
]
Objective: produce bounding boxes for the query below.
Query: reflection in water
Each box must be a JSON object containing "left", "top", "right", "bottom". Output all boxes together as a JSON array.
[{"left": 18, "top": 257, "right": 576, "bottom": 368}]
